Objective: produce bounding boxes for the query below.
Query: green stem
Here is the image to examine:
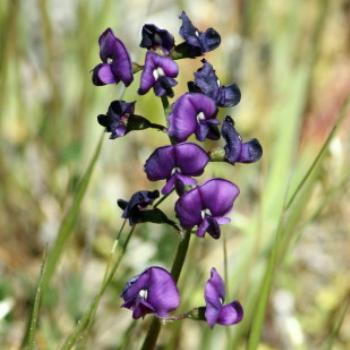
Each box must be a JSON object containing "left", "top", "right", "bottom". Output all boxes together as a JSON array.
[{"left": 140, "top": 230, "right": 192, "bottom": 350}]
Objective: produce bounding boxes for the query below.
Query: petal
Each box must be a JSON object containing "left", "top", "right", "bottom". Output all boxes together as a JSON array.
[
  {"left": 199, "top": 179, "right": 240, "bottom": 217},
  {"left": 193, "top": 59, "right": 219, "bottom": 97},
  {"left": 147, "top": 267, "right": 180, "bottom": 317},
  {"left": 140, "top": 24, "right": 175, "bottom": 54},
  {"left": 200, "top": 28, "right": 221, "bottom": 52},
  {"left": 144, "top": 145, "right": 176, "bottom": 181},
  {"left": 92, "top": 63, "right": 116, "bottom": 85},
  {"left": 175, "top": 186, "right": 203, "bottom": 228},
  {"left": 132, "top": 299, "right": 155, "bottom": 319},
  {"left": 205, "top": 303, "right": 221, "bottom": 328},
  {"left": 179, "top": 11, "right": 199, "bottom": 47},
  {"left": 217, "top": 84, "right": 241, "bottom": 107},
  {"left": 196, "top": 122, "right": 210, "bottom": 141},
  {"left": 196, "top": 219, "right": 209, "bottom": 237},
  {"left": 222, "top": 116, "right": 242, "bottom": 164},
  {"left": 121, "top": 273, "right": 149, "bottom": 306},
  {"left": 206, "top": 217, "right": 221, "bottom": 239},
  {"left": 205, "top": 268, "right": 225, "bottom": 305},
  {"left": 217, "top": 301, "right": 244, "bottom": 326},
  {"left": 161, "top": 175, "right": 177, "bottom": 195},
  {"left": 174, "top": 143, "right": 209, "bottom": 175},
  {"left": 238, "top": 139, "right": 263, "bottom": 163},
  {"left": 153, "top": 76, "right": 177, "bottom": 97}
]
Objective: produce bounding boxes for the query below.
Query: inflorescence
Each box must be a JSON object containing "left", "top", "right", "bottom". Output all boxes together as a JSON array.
[{"left": 92, "top": 11, "right": 262, "bottom": 329}]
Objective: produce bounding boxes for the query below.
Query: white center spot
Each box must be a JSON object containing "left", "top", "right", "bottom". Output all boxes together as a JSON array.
[
  {"left": 139, "top": 289, "right": 148, "bottom": 299},
  {"left": 153, "top": 67, "right": 165, "bottom": 80},
  {"left": 171, "top": 167, "right": 180, "bottom": 175},
  {"left": 201, "top": 208, "right": 212, "bottom": 219},
  {"left": 216, "top": 79, "right": 221, "bottom": 87},
  {"left": 197, "top": 112, "right": 205, "bottom": 122},
  {"left": 195, "top": 30, "right": 199, "bottom": 37},
  {"left": 107, "top": 58, "right": 113, "bottom": 64}
]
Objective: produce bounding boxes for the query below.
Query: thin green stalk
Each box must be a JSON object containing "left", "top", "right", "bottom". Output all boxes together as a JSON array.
[
  {"left": 61, "top": 225, "right": 136, "bottom": 350},
  {"left": 140, "top": 230, "right": 192, "bottom": 350},
  {"left": 22, "top": 250, "right": 48, "bottom": 349}
]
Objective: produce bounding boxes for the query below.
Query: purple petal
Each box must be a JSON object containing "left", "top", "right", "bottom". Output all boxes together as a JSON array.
[
  {"left": 237, "top": 139, "right": 263, "bottom": 163},
  {"left": 175, "top": 186, "right": 203, "bottom": 228},
  {"left": 206, "top": 217, "right": 221, "bottom": 239},
  {"left": 147, "top": 266, "right": 180, "bottom": 317},
  {"left": 140, "top": 24, "right": 175, "bottom": 54},
  {"left": 197, "top": 219, "right": 209, "bottom": 237},
  {"left": 139, "top": 52, "right": 178, "bottom": 96},
  {"left": 174, "top": 143, "right": 209, "bottom": 175},
  {"left": 92, "top": 63, "right": 116, "bottom": 85},
  {"left": 199, "top": 179, "right": 240, "bottom": 217},
  {"left": 217, "top": 301, "right": 244, "bottom": 326},
  {"left": 132, "top": 299, "right": 155, "bottom": 319},
  {"left": 217, "top": 84, "right": 241, "bottom": 107},
  {"left": 168, "top": 93, "right": 217, "bottom": 142},
  {"left": 144, "top": 145, "right": 176, "bottom": 181}
]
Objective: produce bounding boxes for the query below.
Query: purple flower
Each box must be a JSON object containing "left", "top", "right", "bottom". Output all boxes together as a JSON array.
[
  {"left": 175, "top": 179, "right": 239, "bottom": 239},
  {"left": 117, "top": 190, "right": 159, "bottom": 225},
  {"left": 121, "top": 266, "right": 180, "bottom": 319},
  {"left": 204, "top": 268, "right": 243, "bottom": 327},
  {"left": 92, "top": 28, "right": 133, "bottom": 87},
  {"left": 222, "top": 116, "right": 263, "bottom": 164},
  {"left": 188, "top": 60, "right": 241, "bottom": 107},
  {"left": 140, "top": 24, "right": 175, "bottom": 54},
  {"left": 144, "top": 143, "right": 209, "bottom": 195},
  {"left": 138, "top": 51, "right": 179, "bottom": 97},
  {"left": 168, "top": 93, "right": 219, "bottom": 142},
  {"left": 177, "top": 11, "right": 221, "bottom": 57},
  {"left": 97, "top": 100, "right": 135, "bottom": 139}
]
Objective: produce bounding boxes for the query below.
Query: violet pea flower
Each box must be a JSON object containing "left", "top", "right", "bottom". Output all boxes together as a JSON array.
[
  {"left": 175, "top": 179, "right": 239, "bottom": 239},
  {"left": 178, "top": 11, "right": 221, "bottom": 57},
  {"left": 97, "top": 100, "right": 135, "bottom": 139},
  {"left": 140, "top": 24, "right": 175, "bottom": 54},
  {"left": 138, "top": 51, "right": 179, "bottom": 97},
  {"left": 117, "top": 190, "right": 159, "bottom": 225},
  {"left": 204, "top": 268, "right": 243, "bottom": 327},
  {"left": 144, "top": 143, "right": 209, "bottom": 195},
  {"left": 121, "top": 266, "right": 180, "bottom": 319},
  {"left": 168, "top": 93, "right": 219, "bottom": 142},
  {"left": 188, "top": 59, "right": 241, "bottom": 107},
  {"left": 222, "top": 116, "right": 263, "bottom": 164},
  {"left": 92, "top": 28, "right": 133, "bottom": 87}
]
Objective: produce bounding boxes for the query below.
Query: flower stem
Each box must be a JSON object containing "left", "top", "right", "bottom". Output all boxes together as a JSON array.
[{"left": 140, "top": 230, "right": 192, "bottom": 350}]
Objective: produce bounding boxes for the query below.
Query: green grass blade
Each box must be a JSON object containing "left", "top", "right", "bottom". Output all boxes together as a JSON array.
[
  {"left": 22, "top": 250, "right": 49, "bottom": 350},
  {"left": 42, "top": 131, "right": 104, "bottom": 291}
]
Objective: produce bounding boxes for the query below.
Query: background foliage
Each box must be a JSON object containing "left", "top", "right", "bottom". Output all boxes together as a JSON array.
[{"left": 0, "top": 0, "right": 350, "bottom": 349}]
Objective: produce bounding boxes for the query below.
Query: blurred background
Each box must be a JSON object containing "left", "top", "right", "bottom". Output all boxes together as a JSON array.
[{"left": 0, "top": 0, "right": 350, "bottom": 349}]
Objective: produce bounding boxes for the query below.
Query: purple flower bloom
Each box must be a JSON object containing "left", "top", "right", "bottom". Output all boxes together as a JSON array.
[
  {"left": 178, "top": 11, "right": 221, "bottom": 57},
  {"left": 121, "top": 266, "right": 180, "bottom": 319},
  {"left": 188, "top": 60, "right": 241, "bottom": 107},
  {"left": 97, "top": 100, "right": 135, "bottom": 139},
  {"left": 92, "top": 28, "right": 133, "bottom": 86},
  {"left": 204, "top": 268, "right": 243, "bottom": 327},
  {"left": 138, "top": 51, "right": 179, "bottom": 97},
  {"left": 144, "top": 143, "right": 209, "bottom": 195},
  {"left": 222, "top": 116, "right": 263, "bottom": 164},
  {"left": 175, "top": 179, "right": 239, "bottom": 239},
  {"left": 117, "top": 190, "right": 159, "bottom": 225},
  {"left": 140, "top": 24, "right": 175, "bottom": 54},
  {"left": 168, "top": 93, "right": 219, "bottom": 142}
]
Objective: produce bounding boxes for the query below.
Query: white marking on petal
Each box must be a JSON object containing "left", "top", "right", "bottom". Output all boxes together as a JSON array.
[
  {"left": 139, "top": 289, "right": 148, "bottom": 299},
  {"left": 153, "top": 67, "right": 165, "bottom": 80},
  {"left": 196, "top": 112, "right": 205, "bottom": 122}
]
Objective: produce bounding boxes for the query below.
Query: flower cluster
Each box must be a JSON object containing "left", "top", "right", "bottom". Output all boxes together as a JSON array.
[{"left": 92, "top": 12, "right": 262, "bottom": 329}]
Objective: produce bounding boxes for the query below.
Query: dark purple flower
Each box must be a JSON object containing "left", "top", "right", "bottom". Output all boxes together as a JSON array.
[
  {"left": 140, "top": 24, "right": 175, "bottom": 54},
  {"left": 121, "top": 266, "right": 180, "bottom": 319},
  {"left": 92, "top": 28, "right": 133, "bottom": 87},
  {"left": 144, "top": 143, "right": 209, "bottom": 195},
  {"left": 138, "top": 51, "right": 179, "bottom": 97},
  {"left": 222, "top": 116, "right": 263, "bottom": 164},
  {"left": 97, "top": 100, "right": 135, "bottom": 139},
  {"left": 117, "top": 190, "right": 159, "bottom": 225},
  {"left": 175, "top": 179, "right": 239, "bottom": 239},
  {"left": 168, "top": 93, "right": 219, "bottom": 142},
  {"left": 188, "top": 60, "right": 241, "bottom": 107},
  {"left": 204, "top": 268, "right": 243, "bottom": 327},
  {"left": 177, "top": 11, "right": 221, "bottom": 57}
]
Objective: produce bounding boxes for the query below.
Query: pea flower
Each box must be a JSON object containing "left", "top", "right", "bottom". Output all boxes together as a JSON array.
[
  {"left": 92, "top": 28, "right": 133, "bottom": 86},
  {"left": 97, "top": 100, "right": 135, "bottom": 139},
  {"left": 204, "top": 268, "right": 243, "bottom": 327},
  {"left": 222, "top": 116, "right": 263, "bottom": 164},
  {"left": 144, "top": 143, "right": 209, "bottom": 195},
  {"left": 188, "top": 59, "right": 241, "bottom": 107},
  {"left": 177, "top": 11, "right": 221, "bottom": 58},
  {"left": 140, "top": 24, "right": 175, "bottom": 54},
  {"left": 121, "top": 266, "right": 180, "bottom": 319},
  {"left": 117, "top": 190, "right": 159, "bottom": 225},
  {"left": 168, "top": 93, "right": 219, "bottom": 142},
  {"left": 175, "top": 179, "right": 239, "bottom": 239},
  {"left": 138, "top": 51, "right": 179, "bottom": 97}
]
